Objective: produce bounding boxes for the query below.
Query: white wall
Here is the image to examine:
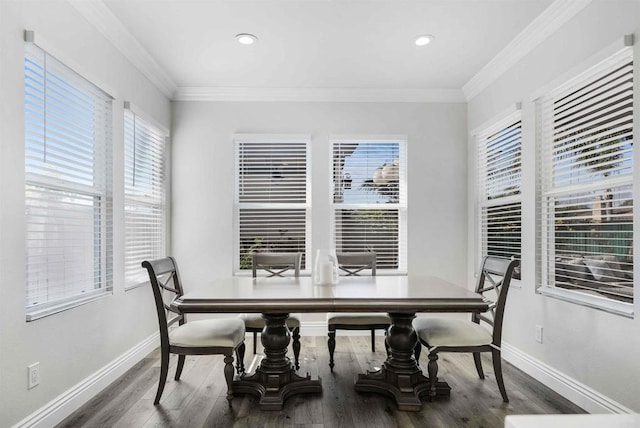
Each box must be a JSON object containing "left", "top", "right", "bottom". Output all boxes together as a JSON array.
[
  {"left": 467, "top": 1, "right": 640, "bottom": 412},
  {"left": 171, "top": 101, "right": 469, "bottom": 325},
  {"left": 0, "top": 1, "right": 170, "bottom": 425}
]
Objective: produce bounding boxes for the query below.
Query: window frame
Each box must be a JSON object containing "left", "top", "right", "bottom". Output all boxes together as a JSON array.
[
  {"left": 232, "top": 134, "right": 312, "bottom": 276},
  {"left": 476, "top": 111, "right": 523, "bottom": 282},
  {"left": 330, "top": 136, "right": 408, "bottom": 274},
  {"left": 537, "top": 46, "right": 634, "bottom": 317},
  {"left": 123, "top": 102, "right": 169, "bottom": 290},
  {"left": 24, "top": 41, "right": 114, "bottom": 321}
]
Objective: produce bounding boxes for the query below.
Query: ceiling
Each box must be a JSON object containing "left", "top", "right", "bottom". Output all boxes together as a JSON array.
[{"left": 87, "top": 0, "right": 566, "bottom": 100}]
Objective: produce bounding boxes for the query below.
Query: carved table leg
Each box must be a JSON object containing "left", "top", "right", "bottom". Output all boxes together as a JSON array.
[
  {"left": 354, "top": 312, "right": 450, "bottom": 411},
  {"left": 232, "top": 313, "right": 321, "bottom": 410}
]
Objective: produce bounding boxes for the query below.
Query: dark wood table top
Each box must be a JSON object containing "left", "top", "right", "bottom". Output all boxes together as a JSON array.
[{"left": 172, "top": 275, "right": 489, "bottom": 314}]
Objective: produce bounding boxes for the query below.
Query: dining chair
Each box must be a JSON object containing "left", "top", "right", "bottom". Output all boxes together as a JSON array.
[
  {"left": 142, "top": 257, "right": 246, "bottom": 405},
  {"left": 241, "top": 252, "right": 302, "bottom": 369},
  {"left": 413, "top": 256, "right": 519, "bottom": 402},
  {"left": 327, "top": 251, "right": 391, "bottom": 372}
]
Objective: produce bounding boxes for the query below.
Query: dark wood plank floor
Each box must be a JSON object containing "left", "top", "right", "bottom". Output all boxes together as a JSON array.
[{"left": 58, "top": 336, "right": 584, "bottom": 427}]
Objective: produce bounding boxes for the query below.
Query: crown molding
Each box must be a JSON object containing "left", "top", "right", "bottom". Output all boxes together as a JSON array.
[
  {"left": 462, "top": 0, "right": 592, "bottom": 101},
  {"left": 173, "top": 87, "right": 466, "bottom": 103},
  {"left": 67, "top": 0, "right": 177, "bottom": 98}
]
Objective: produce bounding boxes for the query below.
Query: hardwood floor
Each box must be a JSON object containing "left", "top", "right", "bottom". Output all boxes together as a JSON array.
[{"left": 58, "top": 336, "right": 584, "bottom": 427}]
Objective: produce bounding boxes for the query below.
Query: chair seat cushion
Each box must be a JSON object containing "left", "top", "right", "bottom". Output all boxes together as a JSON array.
[
  {"left": 239, "top": 313, "right": 301, "bottom": 329},
  {"left": 170, "top": 318, "right": 245, "bottom": 348},
  {"left": 328, "top": 313, "right": 391, "bottom": 326},
  {"left": 413, "top": 318, "right": 492, "bottom": 349}
]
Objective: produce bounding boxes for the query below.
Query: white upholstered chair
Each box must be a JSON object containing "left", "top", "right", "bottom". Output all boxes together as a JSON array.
[
  {"left": 142, "top": 257, "right": 246, "bottom": 405},
  {"left": 413, "top": 256, "right": 519, "bottom": 402}
]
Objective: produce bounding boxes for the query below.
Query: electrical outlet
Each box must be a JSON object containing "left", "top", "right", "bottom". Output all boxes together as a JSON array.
[
  {"left": 535, "top": 325, "right": 543, "bottom": 344},
  {"left": 28, "top": 362, "right": 40, "bottom": 389}
]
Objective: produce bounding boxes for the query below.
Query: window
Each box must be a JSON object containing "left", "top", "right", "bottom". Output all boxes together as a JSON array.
[
  {"left": 124, "top": 105, "right": 167, "bottom": 288},
  {"left": 538, "top": 47, "right": 633, "bottom": 308},
  {"left": 331, "top": 139, "right": 407, "bottom": 273},
  {"left": 234, "top": 135, "right": 311, "bottom": 274},
  {"left": 24, "top": 43, "right": 113, "bottom": 320},
  {"left": 477, "top": 114, "right": 522, "bottom": 279}
]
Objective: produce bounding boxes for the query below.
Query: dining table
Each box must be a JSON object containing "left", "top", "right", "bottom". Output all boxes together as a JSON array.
[{"left": 170, "top": 275, "right": 489, "bottom": 411}]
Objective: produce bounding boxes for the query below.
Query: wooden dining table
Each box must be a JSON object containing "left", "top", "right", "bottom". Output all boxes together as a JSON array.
[{"left": 170, "top": 275, "right": 489, "bottom": 411}]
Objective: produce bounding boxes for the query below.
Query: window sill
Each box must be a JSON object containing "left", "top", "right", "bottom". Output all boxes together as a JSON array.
[
  {"left": 26, "top": 290, "right": 112, "bottom": 322},
  {"left": 538, "top": 286, "right": 634, "bottom": 318}
]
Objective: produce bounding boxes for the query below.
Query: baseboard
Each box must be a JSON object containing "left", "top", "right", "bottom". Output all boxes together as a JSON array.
[
  {"left": 19, "top": 328, "right": 622, "bottom": 427},
  {"left": 502, "top": 342, "right": 633, "bottom": 414},
  {"left": 11, "top": 333, "right": 159, "bottom": 428},
  {"left": 299, "top": 321, "right": 388, "bottom": 337},
  {"left": 300, "top": 321, "right": 327, "bottom": 336}
]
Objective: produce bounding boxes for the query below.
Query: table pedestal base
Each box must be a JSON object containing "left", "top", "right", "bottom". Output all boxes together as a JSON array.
[
  {"left": 232, "top": 313, "right": 321, "bottom": 410},
  {"left": 354, "top": 312, "right": 449, "bottom": 411},
  {"left": 355, "top": 370, "right": 450, "bottom": 411}
]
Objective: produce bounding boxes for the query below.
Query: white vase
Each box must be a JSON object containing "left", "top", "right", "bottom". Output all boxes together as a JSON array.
[{"left": 314, "top": 249, "right": 339, "bottom": 285}]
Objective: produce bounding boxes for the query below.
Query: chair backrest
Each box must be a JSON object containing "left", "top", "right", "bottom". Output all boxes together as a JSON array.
[
  {"left": 473, "top": 256, "right": 519, "bottom": 347},
  {"left": 252, "top": 252, "right": 302, "bottom": 277},
  {"left": 336, "top": 251, "right": 376, "bottom": 276},
  {"left": 142, "top": 257, "right": 185, "bottom": 349}
]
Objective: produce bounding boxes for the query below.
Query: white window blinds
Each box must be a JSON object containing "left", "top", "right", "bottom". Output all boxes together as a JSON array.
[
  {"left": 478, "top": 115, "right": 522, "bottom": 278},
  {"left": 124, "top": 107, "right": 167, "bottom": 288},
  {"left": 234, "top": 136, "right": 310, "bottom": 273},
  {"left": 24, "top": 42, "right": 113, "bottom": 319},
  {"left": 331, "top": 140, "right": 407, "bottom": 273},
  {"left": 539, "top": 47, "right": 634, "bottom": 304}
]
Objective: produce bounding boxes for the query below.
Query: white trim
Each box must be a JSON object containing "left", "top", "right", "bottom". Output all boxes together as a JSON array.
[
  {"left": 26, "top": 291, "right": 112, "bottom": 322},
  {"left": 502, "top": 342, "right": 635, "bottom": 414},
  {"left": 470, "top": 103, "right": 522, "bottom": 137},
  {"left": 330, "top": 134, "right": 408, "bottom": 143},
  {"left": 538, "top": 286, "right": 634, "bottom": 318},
  {"left": 24, "top": 30, "right": 119, "bottom": 100},
  {"left": 123, "top": 101, "right": 170, "bottom": 136},
  {"left": 66, "top": 0, "right": 176, "bottom": 98},
  {"left": 462, "top": 0, "right": 592, "bottom": 101},
  {"left": 529, "top": 36, "right": 633, "bottom": 102},
  {"left": 173, "top": 87, "right": 466, "bottom": 103},
  {"left": 232, "top": 133, "right": 312, "bottom": 143},
  {"left": 10, "top": 333, "right": 159, "bottom": 428},
  {"left": 300, "top": 321, "right": 328, "bottom": 336},
  {"left": 299, "top": 321, "right": 388, "bottom": 337}
]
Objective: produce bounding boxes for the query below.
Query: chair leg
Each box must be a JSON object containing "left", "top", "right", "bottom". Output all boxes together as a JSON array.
[
  {"left": 224, "top": 354, "right": 235, "bottom": 405},
  {"left": 253, "top": 331, "right": 258, "bottom": 354},
  {"left": 414, "top": 341, "right": 422, "bottom": 363},
  {"left": 371, "top": 329, "right": 376, "bottom": 352},
  {"left": 292, "top": 327, "right": 301, "bottom": 370},
  {"left": 328, "top": 330, "right": 336, "bottom": 372},
  {"left": 492, "top": 348, "right": 509, "bottom": 402},
  {"left": 174, "top": 354, "right": 186, "bottom": 380},
  {"left": 236, "top": 342, "right": 246, "bottom": 374},
  {"left": 427, "top": 352, "right": 439, "bottom": 400},
  {"left": 473, "top": 351, "right": 485, "bottom": 379},
  {"left": 154, "top": 349, "right": 170, "bottom": 405}
]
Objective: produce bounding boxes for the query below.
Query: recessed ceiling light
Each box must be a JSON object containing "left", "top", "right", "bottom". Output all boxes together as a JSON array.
[
  {"left": 236, "top": 33, "right": 258, "bottom": 45},
  {"left": 414, "top": 34, "right": 434, "bottom": 46}
]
